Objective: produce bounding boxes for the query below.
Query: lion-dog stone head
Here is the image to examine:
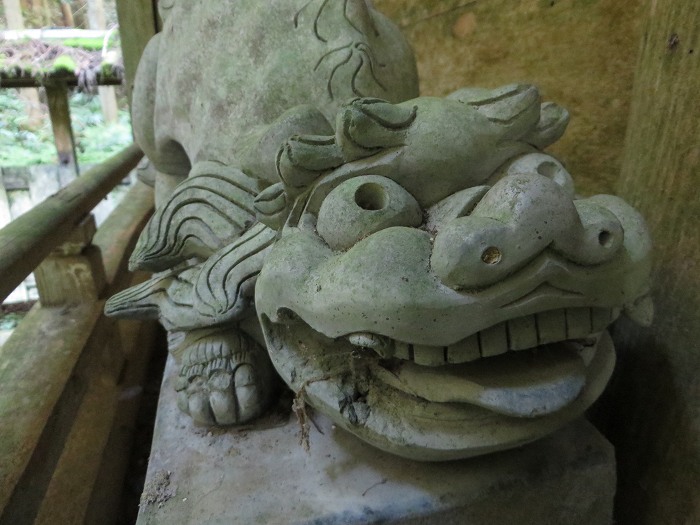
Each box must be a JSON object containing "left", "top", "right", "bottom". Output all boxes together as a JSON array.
[{"left": 106, "top": 0, "right": 652, "bottom": 460}]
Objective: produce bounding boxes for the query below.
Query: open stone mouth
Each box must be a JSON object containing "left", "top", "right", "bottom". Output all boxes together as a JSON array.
[{"left": 339, "top": 306, "right": 619, "bottom": 418}]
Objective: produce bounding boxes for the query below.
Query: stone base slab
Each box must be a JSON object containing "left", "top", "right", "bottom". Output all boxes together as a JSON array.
[{"left": 137, "top": 357, "right": 615, "bottom": 525}]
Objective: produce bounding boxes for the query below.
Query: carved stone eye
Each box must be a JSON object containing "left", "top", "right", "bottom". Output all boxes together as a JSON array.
[{"left": 317, "top": 175, "right": 422, "bottom": 251}]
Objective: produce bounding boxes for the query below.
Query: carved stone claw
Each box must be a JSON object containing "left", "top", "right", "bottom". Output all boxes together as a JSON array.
[
  {"left": 276, "top": 135, "right": 343, "bottom": 191},
  {"left": 174, "top": 328, "right": 275, "bottom": 426},
  {"left": 176, "top": 367, "right": 261, "bottom": 426},
  {"left": 335, "top": 97, "right": 417, "bottom": 161},
  {"left": 525, "top": 102, "right": 570, "bottom": 149}
]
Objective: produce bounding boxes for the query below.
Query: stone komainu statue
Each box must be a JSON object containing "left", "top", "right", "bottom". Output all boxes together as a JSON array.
[{"left": 106, "top": 0, "right": 652, "bottom": 460}]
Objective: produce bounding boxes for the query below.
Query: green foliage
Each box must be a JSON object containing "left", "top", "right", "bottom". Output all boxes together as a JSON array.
[
  {"left": 61, "top": 38, "right": 106, "bottom": 51},
  {"left": 0, "top": 89, "right": 132, "bottom": 167},
  {"left": 71, "top": 92, "right": 133, "bottom": 163}
]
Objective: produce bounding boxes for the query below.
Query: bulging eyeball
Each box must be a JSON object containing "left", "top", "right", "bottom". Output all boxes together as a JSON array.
[{"left": 316, "top": 175, "right": 423, "bottom": 251}]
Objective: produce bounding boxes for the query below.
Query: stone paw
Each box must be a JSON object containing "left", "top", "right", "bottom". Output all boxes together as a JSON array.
[{"left": 174, "top": 328, "right": 275, "bottom": 426}]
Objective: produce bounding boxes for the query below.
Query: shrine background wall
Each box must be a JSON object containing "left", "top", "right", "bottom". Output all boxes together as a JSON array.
[{"left": 374, "top": 0, "right": 645, "bottom": 196}]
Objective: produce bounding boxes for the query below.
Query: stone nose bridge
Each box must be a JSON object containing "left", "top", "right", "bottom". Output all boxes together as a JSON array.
[{"left": 430, "top": 172, "right": 624, "bottom": 290}]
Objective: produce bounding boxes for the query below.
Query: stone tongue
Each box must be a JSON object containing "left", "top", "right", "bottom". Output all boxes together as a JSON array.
[{"left": 377, "top": 345, "right": 587, "bottom": 418}]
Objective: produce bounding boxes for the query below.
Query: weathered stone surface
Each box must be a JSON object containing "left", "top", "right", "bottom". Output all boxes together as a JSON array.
[{"left": 138, "top": 357, "right": 615, "bottom": 525}]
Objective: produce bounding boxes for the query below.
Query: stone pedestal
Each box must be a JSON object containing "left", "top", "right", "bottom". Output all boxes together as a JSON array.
[{"left": 137, "top": 357, "right": 616, "bottom": 525}]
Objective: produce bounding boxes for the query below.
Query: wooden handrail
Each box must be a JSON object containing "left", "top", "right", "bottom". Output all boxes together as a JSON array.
[
  {"left": 0, "top": 144, "right": 143, "bottom": 303},
  {"left": 0, "top": 72, "right": 123, "bottom": 89}
]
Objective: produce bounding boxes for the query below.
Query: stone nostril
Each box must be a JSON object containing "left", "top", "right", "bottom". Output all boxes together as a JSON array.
[
  {"left": 481, "top": 246, "right": 502, "bottom": 265},
  {"left": 598, "top": 230, "right": 613, "bottom": 248},
  {"left": 536, "top": 161, "right": 558, "bottom": 178}
]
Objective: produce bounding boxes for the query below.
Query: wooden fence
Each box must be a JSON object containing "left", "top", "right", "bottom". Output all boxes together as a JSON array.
[{"left": 0, "top": 144, "right": 161, "bottom": 524}]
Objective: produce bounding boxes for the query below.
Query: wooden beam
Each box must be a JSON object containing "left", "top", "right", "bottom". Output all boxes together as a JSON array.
[
  {"left": 0, "top": 28, "right": 111, "bottom": 40},
  {"left": 45, "top": 82, "right": 79, "bottom": 176},
  {"left": 33, "top": 367, "right": 120, "bottom": 525},
  {"left": 0, "top": 144, "right": 143, "bottom": 303},
  {"left": 603, "top": 0, "right": 700, "bottom": 523},
  {"left": 0, "top": 167, "right": 157, "bottom": 522},
  {"left": 84, "top": 310, "right": 161, "bottom": 524},
  {"left": 33, "top": 215, "right": 108, "bottom": 306},
  {"left": 0, "top": 303, "right": 104, "bottom": 517}
]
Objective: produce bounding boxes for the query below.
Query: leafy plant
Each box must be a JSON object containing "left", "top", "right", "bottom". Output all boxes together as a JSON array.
[{"left": 0, "top": 88, "right": 132, "bottom": 167}]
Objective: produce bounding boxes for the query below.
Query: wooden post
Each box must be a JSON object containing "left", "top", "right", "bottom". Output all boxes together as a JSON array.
[
  {"left": 602, "top": 0, "right": 700, "bottom": 523},
  {"left": 0, "top": 178, "right": 11, "bottom": 228},
  {"left": 2, "top": 0, "right": 23, "bottom": 28},
  {"left": 3, "top": 0, "right": 43, "bottom": 129},
  {"left": 45, "top": 83, "right": 79, "bottom": 176},
  {"left": 115, "top": 0, "right": 159, "bottom": 108},
  {"left": 88, "top": 0, "right": 119, "bottom": 124},
  {"left": 59, "top": 1, "right": 74, "bottom": 27},
  {"left": 33, "top": 214, "right": 107, "bottom": 306}
]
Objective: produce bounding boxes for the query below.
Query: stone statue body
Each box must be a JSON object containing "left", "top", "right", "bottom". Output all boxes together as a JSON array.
[{"left": 107, "top": 0, "right": 652, "bottom": 460}]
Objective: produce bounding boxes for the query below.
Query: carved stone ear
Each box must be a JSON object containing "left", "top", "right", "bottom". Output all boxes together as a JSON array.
[
  {"left": 275, "top": 135, "right": 343, "bottom": 191},
  {"left": 238, "top": 105, "right": 334, "bottom": 186},
  {"left": 524, "top": 102, "right": 570, "bottom": 149},
  {"left": 107, "top": 223, "right": 276, "bottom": 331},
  {"left": 448, "top": 84, "right": 541, "bottom": 141},
  {"left": 192, "top": 223, "right": 276, "bottom": 324},
  {"left": 335, "top": 97, "right": 417, "bottom": 161}
]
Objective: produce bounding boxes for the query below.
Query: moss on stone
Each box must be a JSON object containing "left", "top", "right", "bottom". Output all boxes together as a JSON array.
[{"left": 51, "top": 55, "right": 77, "bottom": 73}]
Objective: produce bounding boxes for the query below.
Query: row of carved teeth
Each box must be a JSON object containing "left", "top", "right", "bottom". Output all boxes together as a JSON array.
[{"left": 348, "top": 307, "right": 618, "bottom": 367}]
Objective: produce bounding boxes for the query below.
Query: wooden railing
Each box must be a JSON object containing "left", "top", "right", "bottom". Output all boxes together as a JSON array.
[
  {"left": 0, "top": 145, "right": 161, "bottom": 525},
  {"left": 0, "top": 144, "right": 142, "bottom": 302}
]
